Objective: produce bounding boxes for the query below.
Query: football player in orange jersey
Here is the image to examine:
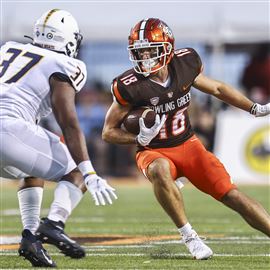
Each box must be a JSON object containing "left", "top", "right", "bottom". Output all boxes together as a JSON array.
[{"left": 102, "top": 18, "right": 270, "bottom": 259}]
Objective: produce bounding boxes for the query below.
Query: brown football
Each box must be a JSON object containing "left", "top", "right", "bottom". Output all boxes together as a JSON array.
[{"left": 123, "top": 107, "right": 156, "bottom": 135}]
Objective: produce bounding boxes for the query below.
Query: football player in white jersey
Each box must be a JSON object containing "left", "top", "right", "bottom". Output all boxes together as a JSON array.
[{"left": 0, "top": 9, "right": 117, "bottom": 267}]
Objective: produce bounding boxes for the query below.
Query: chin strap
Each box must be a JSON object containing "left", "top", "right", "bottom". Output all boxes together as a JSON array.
[{"left": 24, "top": 35, "right": 34, "bottom": 41}]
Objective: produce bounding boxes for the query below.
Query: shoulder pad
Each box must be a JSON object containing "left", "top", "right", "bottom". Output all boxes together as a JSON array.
[
  {"left": 174, "top": 47, "right": 203, "bottom": 74},
  {"left": 111, "top": 69, "right": 136, "bottom": 106},
  {"left": 118, "top": 70, "right": 139, "bottom": 87},
  {"left": 55, "top": 57, "right": 87, "bottom": 92}
]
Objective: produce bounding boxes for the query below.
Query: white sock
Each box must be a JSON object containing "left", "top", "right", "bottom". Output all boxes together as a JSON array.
[
  {"left": 48, "top": 181, "right": 83, "bottom": 224},
  {"left": 178, "top": 222, "right": 193, "bottom": 237},
  {"left": 17, "top": 187, "right": 43, "bottom": 234}
]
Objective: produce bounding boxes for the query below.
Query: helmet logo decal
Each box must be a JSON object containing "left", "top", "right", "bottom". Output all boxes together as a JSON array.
[
  {"left": 46, "top": 33, "right": 53, "bottom": 39},
  {"left": 158, "top": 22, "right": 173, "bottom": 38}
]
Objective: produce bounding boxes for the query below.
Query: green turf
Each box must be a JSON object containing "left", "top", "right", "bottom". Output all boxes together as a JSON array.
[{"left": 0, "top": 181, "right": 269, "bottom": 269}]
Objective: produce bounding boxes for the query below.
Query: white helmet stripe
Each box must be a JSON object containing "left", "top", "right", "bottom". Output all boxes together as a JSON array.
[{"left": 139, "top": 19, "right": 148, "bottom": 40}]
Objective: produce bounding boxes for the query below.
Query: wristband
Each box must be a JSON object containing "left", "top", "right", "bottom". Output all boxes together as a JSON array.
[
  {"left": 249, "top": 103, "right": 257, "bottom": 115},
  {"left": 78, "top": 160, "right": 96, "bottom": 176}
]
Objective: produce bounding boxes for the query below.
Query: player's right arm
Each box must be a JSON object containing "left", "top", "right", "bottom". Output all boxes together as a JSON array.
[
  {"left": 104, "top": 77, "right": 166, "bottom": 146},
  {"left": 50, "top": 57, "right": 96, "bottom": 167},
  {"left": 103, "top": 101, "right": 166, "bottom": 147},
  {"left": 102, "top": 100, "right": 136, "bottom": 144},
  {"left": 103, "top": 76, "right": 137, "bottom": 144},
  {"left": 50, "top": 75, "right": 90, "bottom": 163},
  {"left": 50, "top": 71, "right": 117, "bottom": 206}
]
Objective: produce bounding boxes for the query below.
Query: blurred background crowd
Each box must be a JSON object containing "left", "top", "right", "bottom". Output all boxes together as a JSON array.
[{"left": 1, "top": 1, "right": 269, "bottom": 179}]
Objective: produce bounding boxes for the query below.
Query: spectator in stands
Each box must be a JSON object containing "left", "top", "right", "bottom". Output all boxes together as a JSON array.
[
  {"left": 76, "top": 84, "right": 135, "bottom": 176},
  {"left": 241, "top": 43, "right": 270, "bottom": 103}
]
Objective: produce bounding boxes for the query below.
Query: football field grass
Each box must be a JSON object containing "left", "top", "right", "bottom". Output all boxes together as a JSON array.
[{"left": 0, "top": 180, "right": 269, "bottom": 269}]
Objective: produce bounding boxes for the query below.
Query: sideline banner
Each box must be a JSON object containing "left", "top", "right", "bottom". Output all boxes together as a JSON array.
[{"left": 214, "top": 110, "right": 270, "bottom": 184}]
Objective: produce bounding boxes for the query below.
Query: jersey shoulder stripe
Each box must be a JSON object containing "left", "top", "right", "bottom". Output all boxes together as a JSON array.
[
  {"left": 111, "top": 79, "right": 129, "bottom": 106},
  {"left": 111, "top": 68, "right": 137, "bottom": 106}
]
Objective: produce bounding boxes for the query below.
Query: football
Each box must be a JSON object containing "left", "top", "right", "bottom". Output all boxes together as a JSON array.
[{"left": 123, "top": 107, "right": 156, "bottom": 135}]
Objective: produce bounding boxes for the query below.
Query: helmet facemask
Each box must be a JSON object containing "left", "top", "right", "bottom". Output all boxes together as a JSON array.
[
  {"left": 65, "top": 32, "right": 83, "bottom": 58},
  {"left": 128, "top": 41, "right": 172, "bottom": 76}
]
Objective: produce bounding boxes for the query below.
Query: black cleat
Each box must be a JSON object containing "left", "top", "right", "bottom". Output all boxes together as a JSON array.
[
  {"left": 18, "top": 229, "right": 56, "bottom": 267},
  {"left": 36, "top": 218, "right": 85, "bottom": 259}
]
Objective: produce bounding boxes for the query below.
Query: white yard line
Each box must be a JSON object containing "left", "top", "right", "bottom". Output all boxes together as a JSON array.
[
  {"left": 0, "top": 252, "right": 269, "bottom": 257},
  {"left": 1, "top": 235, "right": 269, "bottom": 245},
  {"left": 89, "top": 253, "right": 270, "bottom": 257},
  {"left": 84, "top": 241, "right": 269, "bottom": 249}
]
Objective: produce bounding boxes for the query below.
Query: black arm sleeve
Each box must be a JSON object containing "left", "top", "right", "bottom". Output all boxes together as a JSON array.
[{"left": 51, "top": 72, "right": 73, "bottom": 85}]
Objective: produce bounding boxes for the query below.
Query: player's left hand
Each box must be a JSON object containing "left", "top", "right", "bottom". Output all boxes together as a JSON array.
[
  {"left": 84, "top": 173, "right": 117, "bottom": 206},
  {"left": 250, "top": 103, "right": 270, "bottom": 117}
]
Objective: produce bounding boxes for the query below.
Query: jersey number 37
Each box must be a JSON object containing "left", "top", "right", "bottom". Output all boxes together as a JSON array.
[{"left": 0, "top": 48, "right": 43, "bottom": 83}]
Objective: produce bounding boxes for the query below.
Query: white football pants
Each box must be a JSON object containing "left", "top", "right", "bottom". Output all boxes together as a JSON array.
[{"left": 0, "top": 118, "right": 76, "bottom": 180}]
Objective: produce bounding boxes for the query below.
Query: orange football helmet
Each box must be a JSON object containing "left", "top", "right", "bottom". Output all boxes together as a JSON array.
[{"left": 128, "top": 18, "right": 175, "bottom": 76}]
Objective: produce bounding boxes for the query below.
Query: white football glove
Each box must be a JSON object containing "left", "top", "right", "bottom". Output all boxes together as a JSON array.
[
  {"left": 136, "top": 114, "right": 166, "bottom": 146},
  {"left": 250, "top": 103, "right": 270, "bottom": 117},
  {"left": 84, "top": 174, "right": 117, "bottom": 206}
]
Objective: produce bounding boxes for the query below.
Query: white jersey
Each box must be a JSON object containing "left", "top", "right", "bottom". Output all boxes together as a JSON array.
[{"left": 0, "top": 41, "right": 87, "bottom": 123}]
